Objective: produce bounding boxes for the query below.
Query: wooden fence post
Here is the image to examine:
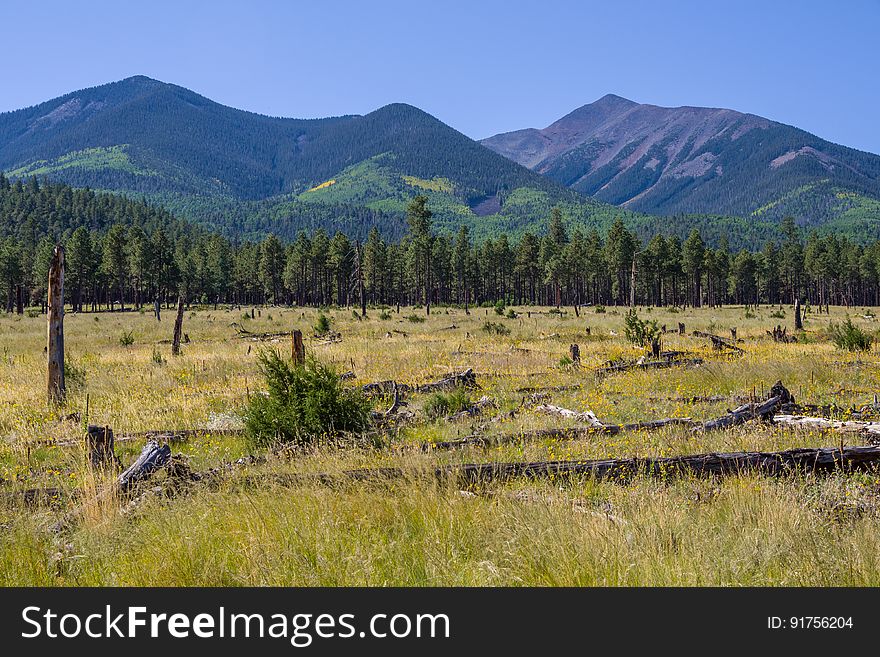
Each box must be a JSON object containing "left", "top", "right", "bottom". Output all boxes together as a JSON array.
[
  {"left": 171, "top": 294, "right": 185, "bottom": 356},
  {"left": 292, "top": 329, "right": 305, "bottom": 365},
  {"left": 678, "top": 322, "right": 685, "bottom": 335},
  {"left": 47, "top": 245, "right": 65, "bottom": 405}
]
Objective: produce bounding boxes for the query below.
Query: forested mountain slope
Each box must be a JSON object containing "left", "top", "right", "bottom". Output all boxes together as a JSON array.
[{"left": 0, "top": 76, "right": 601, "bottom": 239}]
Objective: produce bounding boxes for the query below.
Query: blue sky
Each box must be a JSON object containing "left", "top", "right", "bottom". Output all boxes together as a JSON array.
[{"left": 3, "top": 0, "right": 879, "bottom": 152}]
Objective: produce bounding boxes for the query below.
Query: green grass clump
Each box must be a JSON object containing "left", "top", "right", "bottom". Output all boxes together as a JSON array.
[
  {"left": 829, "top": 317, "right": 873, "bottom": 352},
  {"left": 405, "top": 314, "right": 426, "bottom": 323},
  {"left": 244, "top": 350, "right": 371, "bottom": 448},
  {"left": 424, "top": 387, "right": 471, "bottom": 419},
  {"left": 119, "top": 330, "right": 135, "bottom": 346}
]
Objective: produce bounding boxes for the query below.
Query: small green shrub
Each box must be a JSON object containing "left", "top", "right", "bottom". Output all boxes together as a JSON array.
[
  {"left": 829, "top": 317, "right": 873, "bottom": 352},
  {"left": 594, "top": 305, "right": 606, "bottom": 314},
  {"left": 26, "top": 309, "right": 41, "bottom": 318},
  {"left": 379, "top": 310, "right": 392, "bottom": 320},
  {"left": 314, "top": 313, "right": 331, "bottom": 335},
  {"left": 769, "top": 309, "right": 785, "bottom": 319},
  {"left": 494, "top": 300, "right": 506, "bottom": 315},
  {"left": 405, "top": 314, "right": 425, "bottom": 323},
  {"left": 244, "top": 351, "right": 371, "bottom": 448},
  {"left": 482, "top": 321, "right": 511, "bottom": 336},
  {"left": 558, "top": 355, "right": 574, "bottom": 368},
  {"left": 505, "top": 309, "right": 518, "bottom": 319},
  {"left": 119, "top": 330, "right": 135, "bottom": 347},
  {"left": 623, "top": 309, "right": 661, "bottom": 348},
  {"left": 744, "top": 309, "right": 756, "bottom": 319},
  {"left": 151, "top": 347, "right": 165, "bottom": 364}
]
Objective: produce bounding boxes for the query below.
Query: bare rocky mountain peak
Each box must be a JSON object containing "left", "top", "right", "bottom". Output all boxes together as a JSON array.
[{"left": 480, "top": 94, "right": 879, "bottom": 219}]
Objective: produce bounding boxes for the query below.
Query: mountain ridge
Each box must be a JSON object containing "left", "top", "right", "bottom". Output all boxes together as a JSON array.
[{"left": 481, "top": 94, "right": 880, "bottom": 227}]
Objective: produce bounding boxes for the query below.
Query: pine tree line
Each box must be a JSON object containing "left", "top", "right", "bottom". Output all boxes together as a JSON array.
[{"left": 3, "top": 176, "right": 880, "bottom": 313}]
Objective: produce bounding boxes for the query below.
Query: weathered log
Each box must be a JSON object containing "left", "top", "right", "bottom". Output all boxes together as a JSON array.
[
  {"left": 596, "top": 357, "right": 703, "bottom": 375},
  {"left": 232, "top": 323, "right": 290, "bottom": 340},
  {"left": 303, "top": 446, "right": 880, "bottom": 487},
  {"left": 417, "top": 368, "right": 478, "bottom": 393},
  {"left": 447, "top": 396, "right": 497, "bottom": 422},
  {"left": 361, "top": 369, "right": 478, "bottom": 397},
  {"left": 697, "top": 381, "right": 792, "bottom": 432},
  {"left": 692, "top": 330, "right": 744, "bottom": 352},
  {"left": 772, "top": 414, "right": 880, "bottom": 438},
  {"left": 428, "top": 416, "right": 697, "bottom": 450},
  {"left": 47, "top": 245, "right": 65, "bottom": 404},
  {"left": 171, "top": 294, "right": 185, "bottom": 356},
  {"left": 516, "top": 384, "right": 584, "bottom": 393},
  {"left": 534, "top": 404, "right": 608, "bottom": 429},
  {"left": 116, "top": 440, "right": 172, "bottom": 492}
]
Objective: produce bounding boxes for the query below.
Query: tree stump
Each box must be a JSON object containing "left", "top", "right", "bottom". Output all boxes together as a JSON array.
[
  {"left": 678, "top": 322, "right": 685, "bottom": 335},
  {"left": 171, "top": 294, "right": 185, "bottom": 356},
  {"left": 569, "top": 344, "right": 581, "bottom": 365},
  {"left": 86, "top": 425, "right": 120, "bottom": 469},
  {"left": 730, "top": 327, "right": 737, "bottom": 341},
  {"left": 47, "top": 245, "right": 65, "bottom": 405},
  {"left": 154, "top": 298, "right": 161, "bottom": 322},
  {"left": 292, "top": 329, "right": 305, "bottom": 365}
]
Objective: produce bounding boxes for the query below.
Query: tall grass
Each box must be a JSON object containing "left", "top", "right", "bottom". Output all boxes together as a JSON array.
[{"left": 2, "top": 304, "right": 880, "bottom": 585}]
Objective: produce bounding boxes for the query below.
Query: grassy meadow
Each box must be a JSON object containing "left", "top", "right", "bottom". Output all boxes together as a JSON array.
[{"left": 3, "top": 302, "right": 880, "bottom": 585}]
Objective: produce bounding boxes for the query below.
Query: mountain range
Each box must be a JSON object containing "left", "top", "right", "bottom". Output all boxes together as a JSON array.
[
  {"left": 1, "top": 77, "right": 879, "bottom": 245},
  {"left": 482, "top": 94, "right": 880, "bottom": 233}
]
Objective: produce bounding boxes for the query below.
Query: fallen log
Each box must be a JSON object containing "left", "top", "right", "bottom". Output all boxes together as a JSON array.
[
  {"left": 596, "top": 357, "right": 703, "bottom": 375},
  {"left": 294, "top": 446, "right": 880, "bottom": 487},
  {"left": 427, "top": 416, "right": 697, "bottom": 450},
  {"left": 534, "top": 404, "right": 609, "bottom": 430},
  {"left": 361, "top": 369, "right": 478, "bottom": 397},
  {"left": 48, "top": 427, "right": 244, "bottom": 448},
  {"left": 117, "top": 440, "right": 172, "bottom": 492},
  {"left": 516, "top": 384, "right": 584, "bottom": 393},
  {"left": 698, "top": 381, "right": 792, "bottom": 432},
  {"left": 692, "top": 330, "right": 744, "bottom": 352},
  {"left": 447, "top": 396, "right": 497, "bottom": 422},
  {"left": 772, "top": 414, "right": 880, "bottom": 438},
  {"left": 232, "top": 323, "right": 290, "bottom": 340},
  {"left": 416, "top": 368, "right": 478, "bottom": 393}
]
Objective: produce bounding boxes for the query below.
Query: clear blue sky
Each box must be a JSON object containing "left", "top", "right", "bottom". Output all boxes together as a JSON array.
[{"left": 3, "top": 0, "right": 879, "bottom": 153}]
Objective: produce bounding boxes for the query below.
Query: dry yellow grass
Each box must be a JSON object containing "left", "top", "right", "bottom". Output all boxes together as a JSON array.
[{"left": 2, "top": 302, "right": 880, "bottom": 585}]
